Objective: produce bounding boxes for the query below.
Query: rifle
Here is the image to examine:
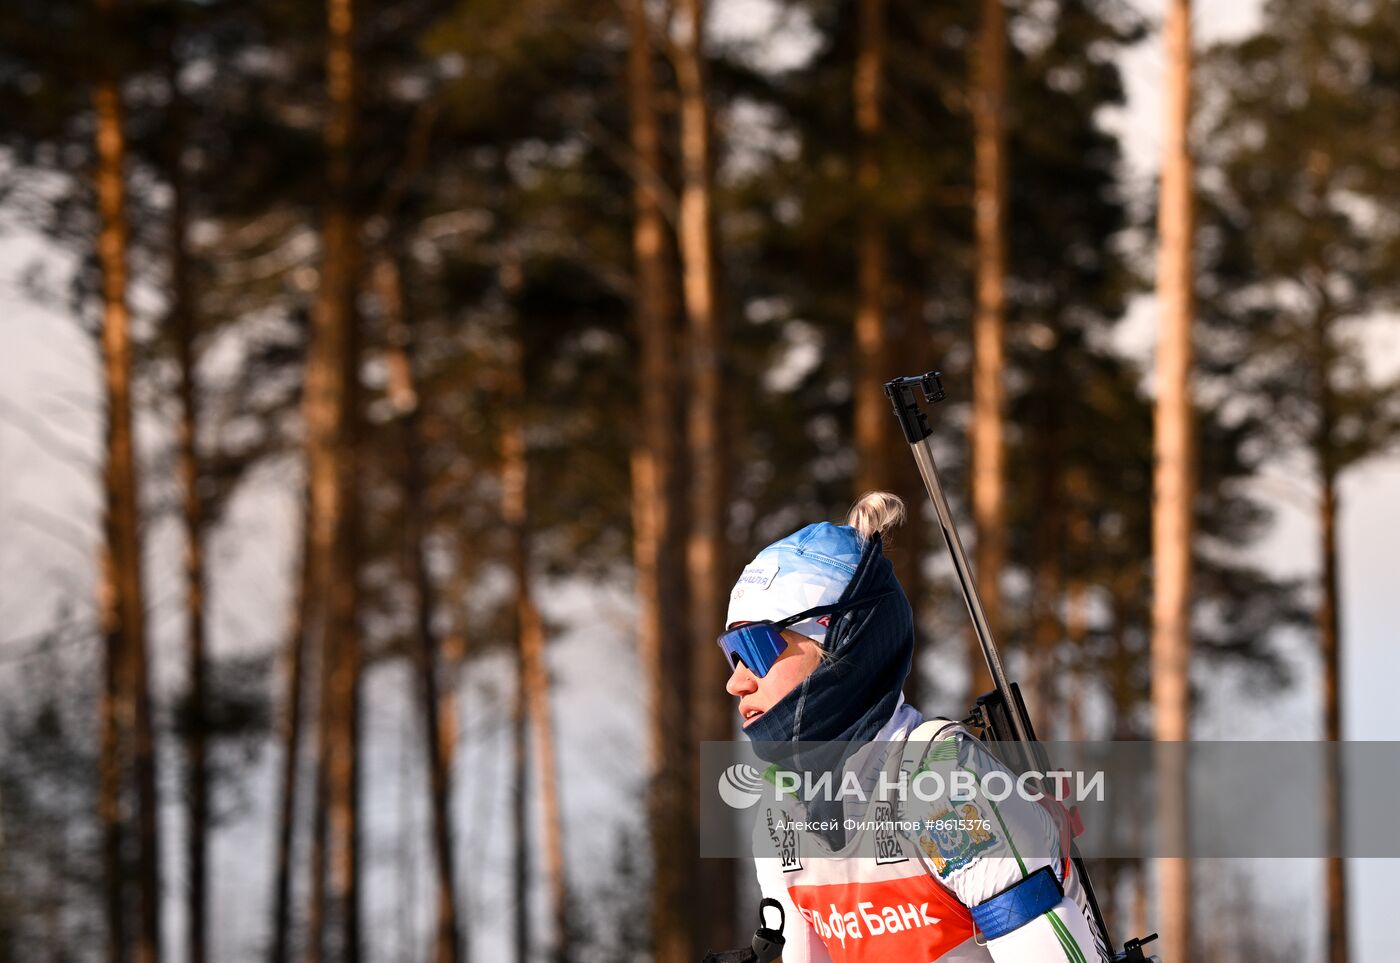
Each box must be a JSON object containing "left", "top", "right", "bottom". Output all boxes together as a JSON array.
[{"left": 885, "top": 371, "right": 1161, "bottom": 963}]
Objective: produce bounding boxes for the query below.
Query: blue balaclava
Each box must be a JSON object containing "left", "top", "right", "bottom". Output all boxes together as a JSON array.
[{"left": 726, "top": 521, "right": 914, "bottom": 760}]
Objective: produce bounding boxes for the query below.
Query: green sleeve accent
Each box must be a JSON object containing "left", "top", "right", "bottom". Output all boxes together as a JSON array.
[
  {"left": 961, "top": 764, "right": 1028, "bottom": 877},
  {"left": 1045, "top": 909, "right": 1089, "bottom": 963}
]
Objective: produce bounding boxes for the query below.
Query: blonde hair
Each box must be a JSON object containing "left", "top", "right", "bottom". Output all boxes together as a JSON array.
[
  {"left": 788, "top": 492, "right": 908, "bottom": 658},
  {"left": 846, "top": 490, "right": 906, "bottom": 541}
]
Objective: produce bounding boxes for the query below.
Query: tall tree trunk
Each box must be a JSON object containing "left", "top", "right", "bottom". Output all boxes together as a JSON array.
[
  {"left": 497, "top": 302, "right": 571, "bottom": 963},
  {"left": 1027, "top": 512, "right": 1062, "bottom": 720},
  {"left": 1027, "top": 388, "right": 1062, "bottom": 717},
  {"left": 271, "top": 507, "right": 313, "bottom": 963},
  {"left": 391, "top": 710, "right": 418, "bottom": 963},
  {"left": 1313, "top": 312, "right": 1348, "bottom": 963},
  {"left": 853, "top": 0, "right": 891, "bottom": 499},
  {"left": 167, "top": 54, "right": 209, "bottom": 963},
  {"left": 673, "top": 0, "right": 730, "bottom": 951},
  {"left": 1151, "top": 1, "right": 1195, "bottom": 958},
  {"left": 323, "top": 349, "right": 363, "bottom": 963},
  {"left": 1064, "top": 465, "right": 1092, "bottom": 742},
  {"left": 520, "top": 598, "right": 569, "bottom": 963},
  {"left": 305, "top": 702, "right": 329, "bottom": 963},
  {"left": 506, "top": 364, "right": 530, "bottom": 963},
  {"left": 308, "top": 0, "right": 363, "bottom": 955},
  {"left": 375, "top": 255, "right": 464, "bottom": 963},
  {"left": 1109, "top": 565, "right": 1142, "bottom": 743},
  {"left": 326, "top": 304, "right": 364, "bottom": 963},
  {"left": 510, "top": 642, "right": 529, "bottom": 963},
  {"left": 94, "top": 94, "right": 131, "bottom": 943},
  {"left": 624, "top": 3, "right": 693, "bottom": 960},
  {"left": 439, "top": 553, "right": 472, "bottom": 777},
  {"left": 1064, "top": 576, "right": 1088, "bottom": 743},
  {"left": 1109, "top": 568, "right": 1146, "bottom": 947},
  {"left": 892, "top": 277, "right": 930, "bottom": 706},
  {"left": 98, "top": 568, "right": 126, "bottom": 963},
  {"left": 93, "top": 15, "right": 161, "bottom": 960},
  {"left": 1319, "top": 467, "right": 1348, "bottom": 963},
  {"left": 968, "top": 0, "right": 1007, "bottom": 704}
]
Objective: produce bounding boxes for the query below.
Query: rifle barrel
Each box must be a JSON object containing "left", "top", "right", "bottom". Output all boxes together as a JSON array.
[{"left": 907, "top": 432, "right": 1033, "bottom": 748}]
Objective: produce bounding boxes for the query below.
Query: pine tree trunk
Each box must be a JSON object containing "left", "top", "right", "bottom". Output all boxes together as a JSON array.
[
  {"left": 305, "top": 706, "right": 329, "bottom": 963},
  {"left": 1109, "top": 566, "right": 1140, "bottom": 741},
  {"left": 969, "top": 0, "right": 1008, "bottom": 705},
  {"left": 1028, "top": 393, "right": 1062, "bottom": 716},
  {"left": 673, "top": 0, "right": 731, "bottom": 950},
  {"left": 520, "top": 598, "right": 569, "bottom": 963},
  {"left": 98, "top": 570, "right": 126, "bottom": 963},
  {"left": 1064, "top": 466, "right": 1092, "bottom": 742},
  {"left": 507, "top": 421, "right": 530, "bottom": 963},
  {"left": 93, "top": 19, "right": 161, "bottom": 960},
  {"left": 271, "top": 507, "right": 312, "bottom": 963},
  {"left": 1064, "top": 579, "right": 1087, "bottom": 743},
  {"left": 1314, "top": 312, "right": 1348, "bottom": 963},
  {"left": 324, "top": 411, "right": 362, "bottom": 963},
  {"left": 511, "top": 647, "right": 529, "bottom": 963},
  {"left": 892, "top": 279, "right": 930, "bottom": 707},
  {"left": 94, "top": 70, "right": 131, "bottom": 941},
  {"left": 129, "top": 478, "right": 160, "bottom": 963},
  {"left": 853, "top": 0, "right": 891, "bottom": 498},
  {"left": 439, "top": 555, "right": 471, "bottom": 779},
  {"left": 376, "top": 255, "right": 464, "bottom": 963},
  {"left": 1319, "top": 466, "right": 1348, "bottom": 963},
  {"left": 167, "top": 58, "right": 209, "bottom": 963},
  {"left": 326, "top": 312, "right": 364, "bottom": 963},
  {"left": 309, "top": 0, "right": 363, "bottom": 955},
  {"left": 497, "top": 303, "right": 571, "bottom": 963},
  {"left": 1028, "top": 515, "right": 1062, "bottom": 720},
  {"left": 1111, "top": 552, "right": 1147, "bottom": 944},
  {"left": 624, "top": 2, "right": 693, "bottom": 960},
  {"left": 1151, "top": 1, "right": 1195, "bottom": 958}
]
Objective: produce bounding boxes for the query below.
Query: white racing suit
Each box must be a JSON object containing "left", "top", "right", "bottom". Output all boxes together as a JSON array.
[{"left": 752, "top": 702, "right": 1109, "bottom": 963}]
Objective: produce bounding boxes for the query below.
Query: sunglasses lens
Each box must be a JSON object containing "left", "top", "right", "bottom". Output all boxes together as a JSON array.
[{"left": 718, "top": 623, "right": 789, "bottom": 678}]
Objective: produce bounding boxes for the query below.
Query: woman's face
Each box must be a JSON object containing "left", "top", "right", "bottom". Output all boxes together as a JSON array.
[{"left": 725, "top": 627, "right": 824, "bottom": 729}]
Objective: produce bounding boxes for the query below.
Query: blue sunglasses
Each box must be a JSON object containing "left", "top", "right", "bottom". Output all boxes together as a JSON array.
[{"left": 717, "top": 589, "right": 895, "bottom": 678}]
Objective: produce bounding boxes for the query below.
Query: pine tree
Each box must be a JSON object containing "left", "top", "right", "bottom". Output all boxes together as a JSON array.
[
  {"left": 306, "top": 0, "right": 365, "bottom": 958},
  {"left": 621, "top": 0, "right": 697, "bottom": 956},
  {"left": 91, "top": 2, "right": 162, "bottom": 957},
  {"left": 969, "top": 0, "right": 1008, "bottom": 706},
  {"left": 1198, "top": 5, "right": 1400, "bottom": 958},
  {"left": 373, "top": 250, "right": 465, "bottom": 963},
  {"left": 162, "top": 18, "right": 210, "bottom": 961},
  {"left": 1151, "top": 4, "right": 1195, "bottom": 956},
  {"left": 852, "top": 0, "right": 893, "bottom": 500},
  {"left": 671, "top": 0, "right": 735, "bottom": 950}
]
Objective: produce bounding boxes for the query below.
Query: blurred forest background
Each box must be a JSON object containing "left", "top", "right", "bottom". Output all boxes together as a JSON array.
[{"left": 1, "top": 0, "right": 1399, "bottom": 961}]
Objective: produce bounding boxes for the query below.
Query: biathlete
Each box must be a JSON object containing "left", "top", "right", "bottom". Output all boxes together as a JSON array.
[{"left": 718, "top": 491, "right": 1109, "bottom": 963}]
